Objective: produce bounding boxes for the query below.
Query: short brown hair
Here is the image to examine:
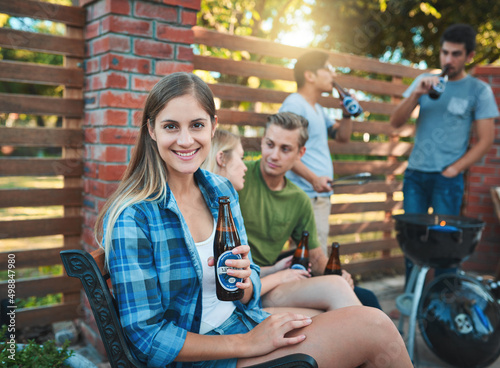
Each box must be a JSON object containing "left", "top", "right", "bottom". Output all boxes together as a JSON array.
[{"left": 266, "top": 112, "right": 309, "bottom": 148}]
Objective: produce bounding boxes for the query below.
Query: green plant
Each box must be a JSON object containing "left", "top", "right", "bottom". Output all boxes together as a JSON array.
[{"left": 0, "top": 325, "right": 74, "bottom": 367}]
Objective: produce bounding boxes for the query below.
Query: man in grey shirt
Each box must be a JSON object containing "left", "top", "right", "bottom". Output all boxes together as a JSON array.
[{"left": 390, "top": 23, "right": 499, "bottom": 279}]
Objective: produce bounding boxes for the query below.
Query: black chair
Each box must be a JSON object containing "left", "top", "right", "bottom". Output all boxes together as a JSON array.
[{"left": 60, "top": 249, "right": 318, "bottom": 368}]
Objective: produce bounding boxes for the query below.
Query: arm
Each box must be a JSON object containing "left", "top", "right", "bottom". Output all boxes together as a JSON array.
[
  {"left": 329, "top": 118, "right": 353, "bottom": 143},
  {"left": 442, "top": 118, "right": 495, "bottom": 177},
  {"left": 291, "top": 160, "right": 332, "bottom": 193},
  {"left": 390, "top": 75, "right": 439, "bottom": 128}
]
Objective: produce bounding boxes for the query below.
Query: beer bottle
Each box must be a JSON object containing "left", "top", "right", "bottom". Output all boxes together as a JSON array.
[
  {"left": 290, "top": 231, "right": 310, "bottom": 271},
  {"left": 429, "top": 65, "right": 449, "bottom": 100},
  {"left": 332, "top": 81, "right": 363, "bottom": 117},
  {"left": 214, "top": 196, "right": 243, "bottom": 301},
  {"left": 324, "top": 242, "right": 342, "bottom": 276}
]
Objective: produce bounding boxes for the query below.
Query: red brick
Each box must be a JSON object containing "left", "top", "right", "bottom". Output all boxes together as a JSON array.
[
  {"left": 100, "top": 90, "right": 147, "bottom": 109},
  {"left": 132, "top": 75, "right": 161, "bottom": 92},
  {"left": 92, "top": 145, "right": 128, "bottom": 162},
  {"left": 88, "top": 178, "right": 119, "bottom": 197},
  {"left": 132, "top": 110, "right": 144, "bottom": 127},
  {"left": 177, "top": 45, "right": 193, "bottom": 61},
  {"left": 103, "top": 109, "right": 129, "bottom": 126},
  {"left": 98, "top": 163, "right": 128, "bottom": 181},
  {"left": 90, "top": 0, "right": 131, "bottom": 21},
  {"left": 101, "top": 15, "right": 152, "bottom": 37},
  {"left": 101, "top": 53, "right": 151, "bottom": 73},
  {"left": 81, "top": 226, "right": 97, "bottom": 248},
  {"left": 161, "top": 0, "right": 200, "bottom": 10},
  {"left": 85, "top": 20, "right": 100, "bottom": 40},
  {"left": 85, "top": 161, "right": 98, "bottom": 179},
  {"left": 181, "top": 9, "right": 197, "bottom": 26},
  {"left": 469, "top": 166, "right": 497, "bottom": 174},
  {"left": 473, "top": 66, "right": 500, "bottom": 76},
  {"left": 155, "top": 61, "right": 193, "bottom": 75},
  {"left": 100, "top": 127, "right": 138, "bottom": 144},
  {"left": 485, "top": 176, "right": 500, "bottom": 186},
  {"left": 85, "top": 128, "right": 98, "bottom": 143},
  {"left": 134, "top": 2, "right": 177, "bottom": 22},
  {"left": 157, "top": 24, "right": 194, "bottom": 44},
  {"left": 90, "top": 71, "right": 129, "bottom": 90},
  {"left": 91, "top": 34, "right": 130, "bottom": 55},
  {"left": 85, "top": 57, "right": 100, "bottom": 74},
  {"left": 133, "top": 39, "right": 174, "bottom": 59}
]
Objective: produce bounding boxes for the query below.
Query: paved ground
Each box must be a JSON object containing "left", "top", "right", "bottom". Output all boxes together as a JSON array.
[{"left": 72, "top": 274, "right": 500, "bottom": 367}]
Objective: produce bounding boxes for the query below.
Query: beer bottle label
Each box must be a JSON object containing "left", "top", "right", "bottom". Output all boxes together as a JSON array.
[
  {"left": 433, "top": 77, "right": 446, "bottom": 93},
  {"left": 343, "top": 96, "right": 361, "bottom": 116},
  {"left": 216, "top": 251, "right": 242, "bottom": 291},
  {"left": 291, "top": 264, "right": 307, "bottom": 271}
]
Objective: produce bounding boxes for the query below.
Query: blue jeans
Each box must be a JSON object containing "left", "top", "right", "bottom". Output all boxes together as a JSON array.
[{"left": 402, "top": 169, "right": 464, "bottom": 282}]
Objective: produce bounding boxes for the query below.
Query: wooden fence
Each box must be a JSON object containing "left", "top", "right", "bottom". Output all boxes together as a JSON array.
[
  {"left": 193, "top": 26, "right": 428, "bottom": 275},
  {"left": 0, "top": 0, "right": 85, "bottom": 328}
]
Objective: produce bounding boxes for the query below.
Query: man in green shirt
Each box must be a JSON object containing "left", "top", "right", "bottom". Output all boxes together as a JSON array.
[{"left": 238, "top": 112, "right": 381, "bottom": 310}]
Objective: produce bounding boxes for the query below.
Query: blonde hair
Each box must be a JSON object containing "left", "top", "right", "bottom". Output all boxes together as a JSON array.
[
  {"left": 201, "top": 129, "right": 241, "bottom": 175},
  {"left": 94, "top": 73, "right": 216, "bottom": 266}
]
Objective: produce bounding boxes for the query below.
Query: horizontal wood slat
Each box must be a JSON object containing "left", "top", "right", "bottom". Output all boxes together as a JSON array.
[
  {"left": 331, "top": 200, "right": 402, "bottom": 214},
  {"left": 0, "top": 158, "right": 83, "bottom": 176},
  {"left": 0, "top": 216, "right": 82, "bottom": 239},
  {"left": 333, "top": 160, "right": 407, "bottom": 176},
  {"left": 195, "top": 55, "right": 408, "bottom": 97},
  {"left": 217, "top": 109, "right": 269, "bottom": 127},
  {"left": 330, "top": 220, "right": 393, "bottom": 235},
  {"left": 0, "top": 28, "right": 84, "bottom": 57},
  {"left": 0, "top": 276, "right": 80, "bottom": 299},
  {"left": 193, "top": 26, "right": 426, "bottom": 79},
  {"left": 16, "top": 302, "right": 80, "bottom": 329},
  {"left": 0, "top": 60, "right": 84, "bottom": 87},
  {"left": 343, "top": 255, "right": 404, "bottom": 275},
  {"left": 0, "top": 93, "right": 83, "bottom": 117},
  {"left": 340, "top": 238, "right": 400, "bottom": 255},
  {"left": 0, "top": 188, "right": 82, "bottom": 208},
  {"left": 0, "top": 0, "right": 85, "bottom": 27},
  {"left": 0, "top": 247, "right": 78, "bottom": 270},
  {"left": 333, "top": 181, "right": 402, "bottom": 194},
  {"left": 329, "top": 141, "right": 412, "bottom": 157},
  {"left": 0, "top": 127, "right": 83, "bottom": 147}
]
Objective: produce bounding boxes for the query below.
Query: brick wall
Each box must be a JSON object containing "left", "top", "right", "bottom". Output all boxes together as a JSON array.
[
  {"left": 79, "top": 0, "right": 200, "bottom": 355},
  {"left": 462, "top": 66, "right": 500, "bottom": 275}
]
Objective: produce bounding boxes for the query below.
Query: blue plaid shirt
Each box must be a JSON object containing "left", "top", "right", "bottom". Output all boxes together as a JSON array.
[{"left": 107, "top": 169, "right": 268, "bottom": 367}]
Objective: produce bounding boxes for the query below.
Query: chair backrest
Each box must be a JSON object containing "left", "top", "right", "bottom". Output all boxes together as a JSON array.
[
  {"left": 61, "top": 249, "right": 318, "bottom": 368},
  {"left": 60, "top": 249, "right": 146, "bottom": 368}
]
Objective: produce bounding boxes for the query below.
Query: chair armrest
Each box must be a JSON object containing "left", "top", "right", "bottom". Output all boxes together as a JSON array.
[{"left": 243, "top": 353, "right": 318, "bottom": 368}]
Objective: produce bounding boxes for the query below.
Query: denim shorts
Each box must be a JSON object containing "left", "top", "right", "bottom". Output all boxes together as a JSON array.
[{"left": 192, "top": 309, "right": 258, "bottom": 368}]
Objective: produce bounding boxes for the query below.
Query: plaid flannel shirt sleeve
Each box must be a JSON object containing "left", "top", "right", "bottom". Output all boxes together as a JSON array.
[{"left": 108, "top": 206, "right": 188, "bottom": 367}]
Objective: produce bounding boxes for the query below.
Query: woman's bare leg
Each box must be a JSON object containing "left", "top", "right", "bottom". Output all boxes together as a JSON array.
[
  {"left": 262, "top": 275, "right": 361, "bottom": 311},
  {"left": 238, "top": 306, "right": 412, "bottom": 368},
  {"left": 263, "top": 306, "right": 323, "bottom": 317}
]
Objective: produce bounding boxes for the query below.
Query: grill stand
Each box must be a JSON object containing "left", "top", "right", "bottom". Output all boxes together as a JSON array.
[{"left": 396, "top": 265, "right": 430, "bottom": 365}]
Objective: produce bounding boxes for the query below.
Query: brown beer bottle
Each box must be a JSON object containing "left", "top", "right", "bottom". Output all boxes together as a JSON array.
[
  {"left": 214, "top": 196, "right": 243, "bottom": 301},
  {"left": 429, "top": 65, "right": 449, "bottom": 100},
  {"left": 324, "top": 242, "right": 342, "bottom": 276},
  {"left": 332, "top": 81, "right": 363, "bottom": 117},
  {"left": 290, "top": 231, "right": 310, "bottom": 271}
]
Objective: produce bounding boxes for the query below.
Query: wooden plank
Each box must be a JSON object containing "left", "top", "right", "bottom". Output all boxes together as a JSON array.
[
  {"left": 333, "top": 160, "right": 407, "bottom": 176},
  {"left": 0, "top": 188, "right": 82, "bottom": 208},
  {"left": 0, "top": 275, "right": 80, "bottom": 299},
  {"left": 195, "top": 55, "right": 408, "bottom": 97},
  {"left": 331, "top": 200, "right": 402, "bottom": 214},
  {"left": 210, "top": 83, "right": 398, "bottom": 115},
  {"left": 0, "top": 127, "right": 83, "bottom": 147},
  {"left": 329, "top": 220, "right": 393, "bottom": 235},
  {"left": 0, "top": 246, "right": 79, "bottom": 270},
  {"left": 217, "top": 109, "right": 269, "bottom": 127},
  {"left": 343, "top": 255, "right": 404, "bottom": 275},
  {"left": 351, "top": 120, "right": 415, "bottom": 137},
  {"left": 0, "top": 93, "right": 83, "bottom": 117},
  {"left": 16, "top": 302, "right": 80, "bottom": 329},
  {"left": 0, "top": 158, "right": 83, "bottom": 176},
  {"left": 0, "top": 216, "right": 82, "bottom": 239},
  {"left": 0, "top": 0, "right": 85, "bottom": 27},
  {"left": 0, "top": 60, "right": 83, "bottom": 87},
  {"left": 329, "top": 141, "right": 413, "bottom": 157},
  {"left": 193, "top": 26, "right": 426, "bottom": 79},
  {"left": 340, "top": 238, "right": 400, "bottom": 255},
  {"left": 333, "top": 180, "right": 403, "bottom": 194},
  {"left": 0, "top": 28, "right": 84, "bottom": 57}
]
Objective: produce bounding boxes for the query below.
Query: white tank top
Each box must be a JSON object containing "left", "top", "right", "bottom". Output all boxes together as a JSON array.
[{"left": 195, "top": 220, "right": 236, "bottom": 334}]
